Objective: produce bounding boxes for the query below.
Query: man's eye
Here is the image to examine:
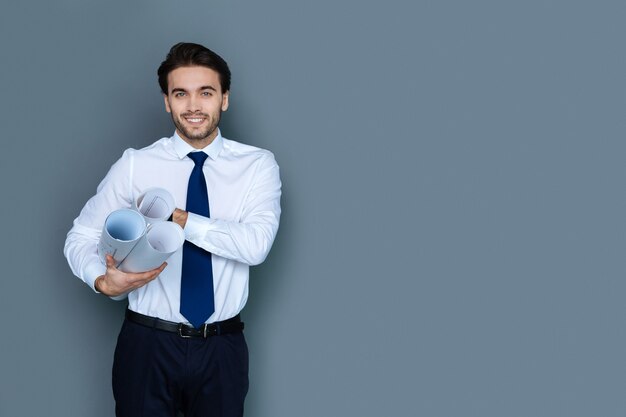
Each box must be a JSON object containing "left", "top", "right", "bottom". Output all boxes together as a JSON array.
[
  {"left": 202, "top": 92, "right": 212, "bottom": 97},
  {"left": 175, "top": 92, "right": 185, "bottom": 97}
]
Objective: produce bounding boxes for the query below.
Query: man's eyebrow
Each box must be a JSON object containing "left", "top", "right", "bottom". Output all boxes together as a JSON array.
[
  {"left": 171, "top": 88, "right": 187, "bottom": 94},
  {"left": 199, "top": 86, "right": 218, "bottom": 92}
]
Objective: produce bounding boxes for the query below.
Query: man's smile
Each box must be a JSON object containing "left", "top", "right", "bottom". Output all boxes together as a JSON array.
[{"left": 183, "top": 114, "right": 207, "bottom": 125}]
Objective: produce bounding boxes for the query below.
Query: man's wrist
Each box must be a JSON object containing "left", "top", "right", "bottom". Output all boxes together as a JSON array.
[
  {"left": 94, "top": 276, "right": 107, "bottom": 295},
  {"left": 172, "top": 208, "right": 188, "bottom": 228}
]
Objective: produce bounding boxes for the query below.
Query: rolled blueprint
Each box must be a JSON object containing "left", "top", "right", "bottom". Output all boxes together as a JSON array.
[
  {"left": 118, "top": 221, "right": 185, "bottom": 273},
  {"left": 134, "top": 187, "right": 176, "bottom": 224},
  {"left": 97, "top": 209, "right": 147, "bottom": 266}
]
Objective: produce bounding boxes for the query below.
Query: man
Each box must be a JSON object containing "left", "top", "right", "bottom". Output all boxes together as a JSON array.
[{"left": 64, "top": 42, "right": 281, "bottom": 417}]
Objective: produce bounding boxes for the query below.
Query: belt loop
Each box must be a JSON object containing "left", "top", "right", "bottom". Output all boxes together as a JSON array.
[{"left": 216, "top": 323, "right": 222, "bottom": 336}]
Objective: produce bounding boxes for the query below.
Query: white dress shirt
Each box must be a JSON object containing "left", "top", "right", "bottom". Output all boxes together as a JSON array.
[{"left": 64, "top": 130, "right": 281, "bottom": 324}]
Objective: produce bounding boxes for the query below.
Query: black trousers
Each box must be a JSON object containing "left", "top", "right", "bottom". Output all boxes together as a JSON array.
[{"left": 112, "top": 319, "right": 249, "bottom": 417}]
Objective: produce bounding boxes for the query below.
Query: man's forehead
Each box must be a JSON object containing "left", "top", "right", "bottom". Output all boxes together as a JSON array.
[{"left": 167, "top": 66, "right": 221, "bottom": 91}]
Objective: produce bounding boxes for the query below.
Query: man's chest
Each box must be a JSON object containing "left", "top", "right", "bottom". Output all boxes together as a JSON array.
[{"left": 130, "top": 158, "right": 257, "bottom": 222}]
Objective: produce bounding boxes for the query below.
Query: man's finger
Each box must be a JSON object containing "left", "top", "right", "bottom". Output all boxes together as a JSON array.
[
  {"left": 105, "top": 254, "right": 116, "bottom": 268},
  {"left": 145, "top": 262, "right": 168, "bottom": 277},
  {"left": 136, "top": 262, "right": 167, "bottom": 281},
  {"left": 134, "top": 274, "right": 160, "bottom": 288}
]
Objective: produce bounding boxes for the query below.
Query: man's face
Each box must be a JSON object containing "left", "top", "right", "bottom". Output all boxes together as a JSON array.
[{"left": 164, "top": 66, "right": 229, "bottom": 148}]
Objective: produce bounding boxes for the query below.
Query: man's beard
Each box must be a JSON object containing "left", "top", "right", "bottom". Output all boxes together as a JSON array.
[{"left": 172, "top": 111, "right": 221, "bottom": 143}]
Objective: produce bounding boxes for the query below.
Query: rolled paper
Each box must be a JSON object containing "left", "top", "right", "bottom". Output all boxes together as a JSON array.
[
  {"left": 97, "top": 209, "right": 147, "bottom": 266},
  {"left": 118, "top": 221, "right": 185, "bottom": 273},
  {"left": 134, "top": 187, "right": 176, "bottom": 224},
  {"left": 99, "top": 188, "right": 182, "bottom": 273}
]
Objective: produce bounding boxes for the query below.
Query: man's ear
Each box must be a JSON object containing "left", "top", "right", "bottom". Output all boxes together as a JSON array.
[
  {"left": 163, "top": 94, "right": 171, "bottom": 113},
  {"left": 221, "top": 91, "right": 230, "bottom": 112}
]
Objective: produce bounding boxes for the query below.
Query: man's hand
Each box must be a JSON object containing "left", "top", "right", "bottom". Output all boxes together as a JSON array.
[
  {"left": 172, "top": 208, "right": 188, "bottom": 228},
  {"left": 94, "top": 255, "right": 167, "bottom": 297}
]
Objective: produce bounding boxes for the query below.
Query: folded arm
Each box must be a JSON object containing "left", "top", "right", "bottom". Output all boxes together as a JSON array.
[{"left": 173, "top": 153, "right": 282, "bottom": 265}]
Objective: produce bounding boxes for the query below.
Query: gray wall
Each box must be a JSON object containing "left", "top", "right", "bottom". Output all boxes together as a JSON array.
[{"left": 1, "top": 1, "right": 625, "bottom": 416}]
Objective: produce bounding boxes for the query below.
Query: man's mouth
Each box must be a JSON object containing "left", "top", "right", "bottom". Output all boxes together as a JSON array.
[{"left": 183, "top": 115, "right": 207, "bottom": 124}]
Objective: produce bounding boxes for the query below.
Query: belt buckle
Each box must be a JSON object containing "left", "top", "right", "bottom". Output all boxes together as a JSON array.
[{"left": 178, "top": 323, "right": 192, "bottom": 338}]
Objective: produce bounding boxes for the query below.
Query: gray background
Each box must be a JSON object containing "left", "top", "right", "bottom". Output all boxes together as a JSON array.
[{"left": 0, "top": 0, "right": 625, "bottom": 416}]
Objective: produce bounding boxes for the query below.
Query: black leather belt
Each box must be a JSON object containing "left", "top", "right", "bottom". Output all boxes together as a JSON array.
[{"left": 125, "top": 309, "right": 244, "bottom": 338}]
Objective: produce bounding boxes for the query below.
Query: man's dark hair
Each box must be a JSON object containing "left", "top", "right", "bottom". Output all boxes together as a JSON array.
[{"left": 157, "top": 42, "right": 231, "bottom": 95}]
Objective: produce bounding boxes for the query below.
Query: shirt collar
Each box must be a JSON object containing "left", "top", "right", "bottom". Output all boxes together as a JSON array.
[{"left": 172, "top": 129, "right": 224, "bottom": 160}]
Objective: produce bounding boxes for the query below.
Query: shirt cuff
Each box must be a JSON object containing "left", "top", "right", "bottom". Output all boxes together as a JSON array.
[
  {"left": 184, "top": 212, "right": 215, "bottom": 240},
  {"left": 84, "top": 260, "right": 107, "bottom": 293}
]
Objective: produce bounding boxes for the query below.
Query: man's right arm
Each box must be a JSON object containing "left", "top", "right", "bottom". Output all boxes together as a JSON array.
[{"left": 64, "top": 149, "right": 140, "bottom": 294}]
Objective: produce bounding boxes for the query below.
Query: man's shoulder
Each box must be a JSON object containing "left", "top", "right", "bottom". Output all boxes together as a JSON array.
[
  {"left": 222, "top": 137, "right": 275, "bottom": 160},
  {"left": 119, "top": 137, "right": 174, "bottom": 160},
  {"left": 136, "top": 137, "right": 172, "bottom": 154}
]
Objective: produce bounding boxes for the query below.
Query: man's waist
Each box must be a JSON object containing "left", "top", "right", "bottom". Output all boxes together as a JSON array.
[{"left": 125, "top": 308, "right": 244, "bottom": 338}]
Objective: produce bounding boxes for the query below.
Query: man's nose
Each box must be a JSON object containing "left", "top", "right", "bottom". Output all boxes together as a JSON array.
[{"left": 188, "top": 95, "right": 201, "bottom": 112}]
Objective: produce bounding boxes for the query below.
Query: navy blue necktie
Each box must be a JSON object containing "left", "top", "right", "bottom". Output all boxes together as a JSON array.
[{"left": 180, "top": 151, "right": 215, "bottom": 328}]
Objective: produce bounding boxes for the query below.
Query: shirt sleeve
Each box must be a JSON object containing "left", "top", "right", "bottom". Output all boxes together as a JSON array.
[
  {"left": 184, "top": 153, "right": 282, "bottom": 266},
  {"left": 64, "top": 149, "right": 135, "bottom": 292}
]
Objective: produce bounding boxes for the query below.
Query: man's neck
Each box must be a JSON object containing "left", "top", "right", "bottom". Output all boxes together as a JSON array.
[{"left": 178, "top": 129, "right": 218, "bottom": 150}]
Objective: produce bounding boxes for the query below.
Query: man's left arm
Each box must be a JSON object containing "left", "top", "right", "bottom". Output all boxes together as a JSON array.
[{"left": 173, "top": 153, "right": 281, "bottom": 266}]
